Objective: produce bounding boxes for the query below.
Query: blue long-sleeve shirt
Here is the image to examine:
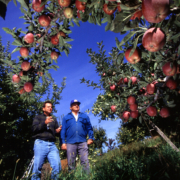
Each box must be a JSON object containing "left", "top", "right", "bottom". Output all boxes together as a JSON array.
[{"left": 61, "top": 112, "right": 94, "bottom": 144}]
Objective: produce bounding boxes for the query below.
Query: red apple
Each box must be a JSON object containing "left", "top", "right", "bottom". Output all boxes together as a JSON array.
[
  {"left": 51, "top": 51, "right": 59, "bottom": 60},
  {"left": 19, "top": 71, "right": 23, "bottom": 77},
  {"left": 58, "top": 0, "right": 71, "bottom": 7},
  {"left": 103, "top": 3, "right": 116, "bottom": 15},
  {"left": 146, "top": 83, "right": 155, "bottom": 94},
  {"left": 162, "top": 62, "right": 177, "bottom": 76},
  {"left": 166, "top": 79, "right": 177, "bottom": 90},
  {"left": 130, "top": 104, "right": 138, "bottom": 111},
  {"left": 36, "top": 34, "right": 41, "bottom": 43},
  {"left": 125, "top": 48, "right": 141, "bottom": 64},
  {"left": 38, "top": 14, "right": 51, "bottom": 27},
  {"left": 21, "top": 61, "right": 30, "bottom": 71},
  {"left": 110, "top": 84, "right": 116, "bottom": 91},
  {"left": 117, "top": 78, "right": 123, "bottom": 85},
  {"left": 64, "top": 8, "right": 73, "bottom": 19},
  {"left": 57, "top": 31, "right": 66, "bottom": 38},
  {"left": 75, "top": 0, "right": 86, "bottom": 11},
  {"left": 24, "top": 82, "right": 33, "bottom": 92},
  {"left": 102, "top": 73, "right": 106, "bottom": 76},
  {"left": 131, "top": 9, "right": 142, "bottom": 20},
  {"left": 130, "top": 110, "right": 138, "bottom": 118},
  {"left": 127, "top": 96, "right": 136, "bottom": 105},
  {"left": 111, "top": 105, "right": 116, "bottom": 112},
  {"left": 146, "top": 106, "right": 157, "bottom": 117},
  {"left": 124, "top": 77, "right": 129, "bottom": 84},
  {"left": 138, "top": 87, "right": 146, "bottom": 95},
  {"left": 130, "top": 76, "right": 137, "bottom": 85},
  {"left": 24, "top": 33, "right": 34, "bottom": 44},
  {"left": 12, "top": 74, "right": 20, "bottom": 83},
  {"left": 20, "top": 47, "right": 29, "bottom": 58},
  {"left": 159, "top": 107, "right": 170, "bottom": 118},
  {"left": 142, "top": 27, "right": 166, "bottom": 52},
  {"left": 51, "top": 35, "right": 59, "bottom": 45},
  {"left": 117, "top": 3, "right": 121, "bottom": 12},
  {"left": 37, "top": 71, "right": 43, "bottom": 76},
  {"left": 77, "top": 11, "right": 81, "bottom": 19},
  {"left": 32, "top": 0, "right": 45, "bottom": 13},
  {"left": 18, "top": 88, "right": 26, "bottom": 94},
  {"left": 47, "top": 13, "right": 54, "bottom": 20},
  {"left": 142, "top": 0, "right": 170, "bottom": 23},
  {"left": 122, "top": 111, "right": 130, "bottom": 122}
]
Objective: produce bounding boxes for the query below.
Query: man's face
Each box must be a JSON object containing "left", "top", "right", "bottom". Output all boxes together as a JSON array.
[
  {"left": 43, "top": 103, "right": 53, "bottom": 114},
  {"left": 70, "top": 103, "right": 80, "bottom": 112}
]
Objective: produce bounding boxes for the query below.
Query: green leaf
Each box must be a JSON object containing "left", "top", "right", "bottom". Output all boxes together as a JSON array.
[
  {"left": 117, "top": 54, "right": 124, "bottom": 65},
  {"left": 59, "top": 36, "right": 65, "bottom": 47},
  {"left": 95, "top": 16, "right": 101, "bottom": 26},
  {"left": 13, "top": 0, "right": 17, "bottom": 6},
  {"left": 12, "top": 47, "right": 20, "bottom": 54},
  {"left": 2, "top": 27, "right": 13, "bottom": 35},
  {"left": 64, "top": 38, "right": 73, "bottom": 42},
  {"left": 128, "top": 79, "right": 132, "bottom": 87},
  {"left": 130, "top": 34, "right": 142, "bottom": 57},
  {"left": 120, "top": 4, "right": 140, "bottom": 11},
  {"left": 139, "top": 116, "right": 142, "bottom": 123},
  {"left": 28, "top": 24, "right": 34, "bottom": 31},
  {"left": 118, "top": 31, "right": 136, "bottom": 47},
  {"left": 107, "top": 15, "right": 112, "bottom": 23},
  {"left": 88, "top": 15, "right": 93, "bottom": 23},
  {"left": 105, "top": 22, "right": 111, "bottom": 32},
  {"left": 70, "top": 21, "right": 74, "bottom": 27},
  {"left": 102, "top": 17, "right": 108, "bottom": 24},
  {"left": 12, "top": 39, "right": 22, "bottom": 46},
  {"left": 178, "top": 45, "right": 180, "bottom": 56},
  {"left": 17, "top": 0, "right": 29, "bottom": 9},
  {"left": 154, "top": 62, "right": 158, "bottom": 70},
  {"left": 170, "top": 33, "right": 180, "bottom": 40},
  {"left": 73, "top": 19, "right": 80, "bottom": 27},
  {"left": 131, "top": 64, "right": 142, "bottom": 73}
]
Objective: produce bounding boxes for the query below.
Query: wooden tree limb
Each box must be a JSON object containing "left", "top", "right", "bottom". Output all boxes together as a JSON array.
[{"left": 149, "top": 120, "right": 179, "bottom": 152}]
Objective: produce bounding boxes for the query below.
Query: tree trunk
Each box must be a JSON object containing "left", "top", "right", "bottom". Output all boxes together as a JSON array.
[{"left": 149, "top": 120, "right": 179, "bottom": 152}]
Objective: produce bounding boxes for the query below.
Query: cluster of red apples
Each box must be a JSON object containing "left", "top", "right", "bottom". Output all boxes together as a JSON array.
[
  {"left": 12, "top": 0, "right": 70, "bottom": 94},
  {"left": 109, "top": 0, "right": 176, "bottom": 121}
]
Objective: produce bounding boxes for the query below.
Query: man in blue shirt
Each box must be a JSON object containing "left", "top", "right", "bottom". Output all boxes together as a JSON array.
[{"left": 61, "top": 99, "right": 94, "bottom": 172}]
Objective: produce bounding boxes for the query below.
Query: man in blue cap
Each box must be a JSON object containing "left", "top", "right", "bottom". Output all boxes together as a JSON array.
[{"left": 61, "top": 99, "right": 94, "bottom": 173}]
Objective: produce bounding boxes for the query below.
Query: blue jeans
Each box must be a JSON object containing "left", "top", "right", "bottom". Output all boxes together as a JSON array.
[{"left": 31, "top": 139, "right": 61, "bottom": 180}]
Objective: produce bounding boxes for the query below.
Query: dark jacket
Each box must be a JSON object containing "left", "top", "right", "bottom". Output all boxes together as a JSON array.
[
  {"left": 32, "top": 113, "right": 59, "bottom": 142},
  {"left": 61, "top": 112, "right": 94, "bottom": 144}
]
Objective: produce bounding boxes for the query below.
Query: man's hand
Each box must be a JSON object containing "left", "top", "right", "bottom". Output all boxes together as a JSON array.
[
  {"left": 61, "top": 144, "right": 67, "bottom": 150},
  {"left": 87, "top": 139, "right": 93, "bottom": 145},
  {"left": 45, "top": 116, "right": 53, "bottom": 124},
  {"left": 56, "top": 125, "right": 62, "bottom": 133}
]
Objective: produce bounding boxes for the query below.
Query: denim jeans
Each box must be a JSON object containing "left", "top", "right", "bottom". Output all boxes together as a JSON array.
[{"left": 31, "top": 139, "right": 61, "bottom": 180}]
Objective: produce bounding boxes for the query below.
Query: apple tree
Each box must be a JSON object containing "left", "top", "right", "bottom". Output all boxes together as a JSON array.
[
  {"left": 1, "top": 0, "right": 180, "bottom": 152},
  {"left": 0, "top": 36, "right": 66, "bottom": 179},
  {"left": 80, "top": 0, "right": 180, "bottom": 151}
]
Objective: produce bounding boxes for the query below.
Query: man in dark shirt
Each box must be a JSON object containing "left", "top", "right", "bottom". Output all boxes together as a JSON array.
[{"left": 31, "top": 101, "right": 61, "bottom": 180}]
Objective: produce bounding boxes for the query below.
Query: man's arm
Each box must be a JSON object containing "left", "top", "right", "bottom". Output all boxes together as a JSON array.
[
  {"left": 61, "top": 116, "right": 67, "bottom": 150},
  {"left": 54, "top": 118, "right": 62, "bottom": 135},
  {"left": 86, "top": 115, "right": 94, "bottom": 145}
]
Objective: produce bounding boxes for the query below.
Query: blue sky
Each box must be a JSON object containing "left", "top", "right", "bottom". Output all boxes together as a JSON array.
[{"left": 0, "top": 1, "right": 125, "bottom": 143}]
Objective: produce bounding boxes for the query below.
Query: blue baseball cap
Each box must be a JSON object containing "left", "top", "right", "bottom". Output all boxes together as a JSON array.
[{"left": 70, "top": 99, "right": 81, "bottom": 106}]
